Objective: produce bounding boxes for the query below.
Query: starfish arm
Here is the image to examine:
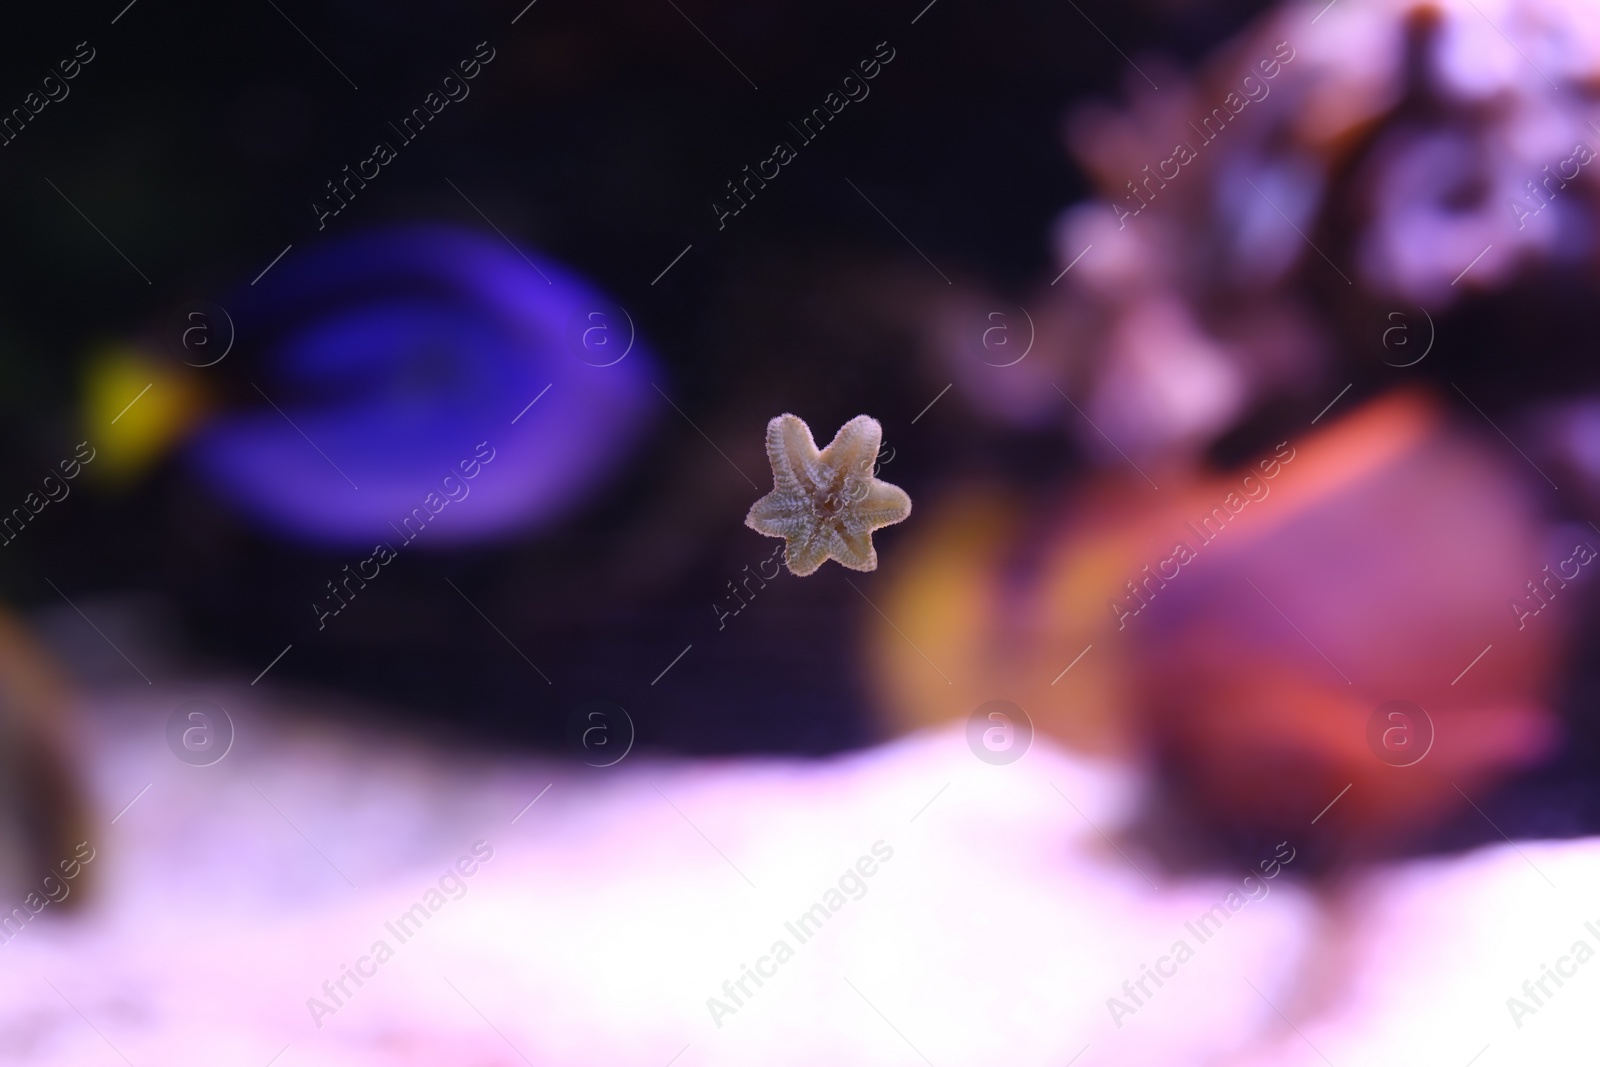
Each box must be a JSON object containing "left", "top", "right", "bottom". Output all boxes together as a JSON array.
[
  {"left": 749, "top": 514, "right": 813, "bottom": 540},
  {"left": 818, "top": 415, "right": 883, "bottom": 481},
  {"left": 765, "top": 414, "right": 821, "bottom": 494},
  {"left": 746, "top": 489, "right": 809, "bottom": 532},
  {"left": 830, "top": 526, "right": 879, "bottom": 571},
  {"left": 852, "top": 480, "right": 912, "bottom": 529},
  {"left": 785, "top": 529, "right": 833, "bottom": 576}
]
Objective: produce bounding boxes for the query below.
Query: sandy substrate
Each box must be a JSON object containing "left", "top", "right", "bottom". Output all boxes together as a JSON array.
[{"left": 0, "top": 683, "right": 1592, "bottom": 1066}]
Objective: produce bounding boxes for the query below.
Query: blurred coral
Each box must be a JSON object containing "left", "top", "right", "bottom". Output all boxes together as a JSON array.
[{"left": 938, "top": 0, "right": 1600, "bottom": 465}]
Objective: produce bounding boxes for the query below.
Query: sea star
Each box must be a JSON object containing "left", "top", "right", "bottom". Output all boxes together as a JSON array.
[{"left": 745, "top": 413, "right": 911, "bottom": 576}]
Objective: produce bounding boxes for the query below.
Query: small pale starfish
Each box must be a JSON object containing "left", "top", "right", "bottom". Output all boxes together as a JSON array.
[{"left": 745, "top": 413, "right": 911, "bottom": 576}]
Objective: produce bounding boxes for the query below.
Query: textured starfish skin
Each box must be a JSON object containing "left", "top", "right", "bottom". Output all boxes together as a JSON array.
[{"left": 745, "top": 413, "right": 912, "bottom": 576}]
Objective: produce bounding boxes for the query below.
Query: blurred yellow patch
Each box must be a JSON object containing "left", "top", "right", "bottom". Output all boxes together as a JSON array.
[{"left": 83, "top": 346, "right": 209, "bottom": 486}]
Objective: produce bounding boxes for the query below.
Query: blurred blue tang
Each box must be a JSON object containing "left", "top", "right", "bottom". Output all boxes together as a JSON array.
[{"left": 191, "top": 225, "right": 654, "bottom": 547}]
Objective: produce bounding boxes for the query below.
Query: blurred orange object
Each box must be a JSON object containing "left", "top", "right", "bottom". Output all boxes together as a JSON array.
[{"left": 869, "top": 391, "right": 1565, "bottom": 860}]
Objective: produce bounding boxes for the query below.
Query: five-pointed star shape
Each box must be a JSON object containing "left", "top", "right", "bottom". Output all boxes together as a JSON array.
[{"left": 745, "top": 413, "right": 912, "bottom": 576}]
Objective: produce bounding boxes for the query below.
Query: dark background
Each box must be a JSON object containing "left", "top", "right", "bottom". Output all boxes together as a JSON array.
[{"left": 0, "top": 0, "right": 1283, "bottom": 757}]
